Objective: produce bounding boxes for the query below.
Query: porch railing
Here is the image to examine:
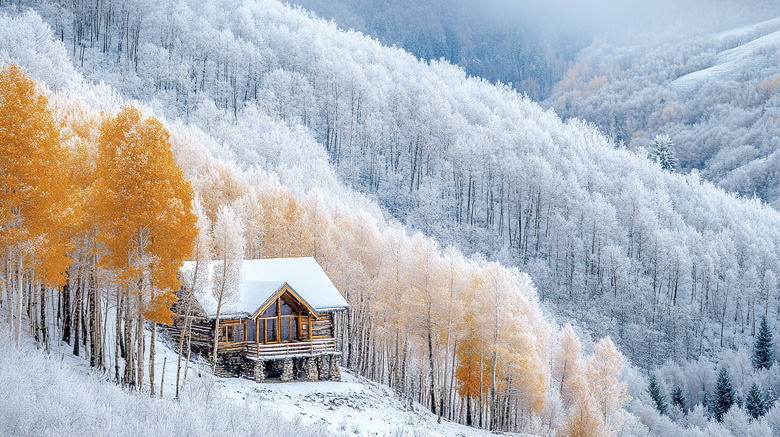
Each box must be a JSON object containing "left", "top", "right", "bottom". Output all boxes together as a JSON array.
[{"left": 244, "top": 338, "right": 337, "bottom": 357}]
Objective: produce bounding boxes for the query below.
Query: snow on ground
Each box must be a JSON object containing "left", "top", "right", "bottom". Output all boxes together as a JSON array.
[
  {"left": 0, "top": 306, "right": 529, "bottom": 436},
  {"left": 217, "top": 370, "right": 523, "bottom": 437}
]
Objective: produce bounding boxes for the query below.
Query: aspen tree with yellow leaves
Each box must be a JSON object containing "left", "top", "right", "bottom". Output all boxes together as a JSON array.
[
  {"left": 554, "top": 324, "right": 584, "bottom": 406},
  {"left": 95, "top": 105, "right": 197, "bottom": 390},
  {"left": 0, "top": 64, "right": 71, "bottom": 347},
  {"left": 587, "top": 337, "right": 630, "bottom": 431}
]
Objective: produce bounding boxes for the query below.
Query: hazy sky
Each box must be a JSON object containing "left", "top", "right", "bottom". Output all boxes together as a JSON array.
[{"left": 480, "top": 0, "right": 780, "bottom": 43}]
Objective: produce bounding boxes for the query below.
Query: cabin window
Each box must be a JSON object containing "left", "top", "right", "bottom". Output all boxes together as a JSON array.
[
  {"left": 219, "top": 325, "right": 235, "bottom": 342},
  {"left": 256, "top": 293, "right": 312, "bottom": 344},
  {"left": 281, "top": 317, "right": 291, "bottom": 341},
  {"left": 262, "top": 301, "right": 277, "bottom": 318},
  {"left": 235, "top": 324, "right": 244, "bottom": 342},
  {"left": 247, "top": 319, "right": 256, "bottom": 342},
  {"left": 280, "top": 300, "right": 294, "bottom": 316},
  {"left": 265, "top": 318, "right": 277, "bottom": 343}
]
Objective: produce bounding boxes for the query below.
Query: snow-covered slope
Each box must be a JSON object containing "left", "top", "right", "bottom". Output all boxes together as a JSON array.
[
  {"left": 548, "top": 16, "right": 780, "bottom": 206},
  {"left": 7, "top": 0, "right": 780, "bottom": 370},
  {"left": 0, "top": 322, "right": 519, "bottom": 437},
  {"left": 672, "top": 18, "right": 780, "bottom": 94}
]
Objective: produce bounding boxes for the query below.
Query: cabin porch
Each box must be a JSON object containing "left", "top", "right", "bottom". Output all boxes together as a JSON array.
[{"left": 214, "top": 347, "right": 342, "bottom": 382}]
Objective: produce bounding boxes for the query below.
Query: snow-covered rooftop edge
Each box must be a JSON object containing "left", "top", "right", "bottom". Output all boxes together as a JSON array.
[{"left": 182, "top": 257, "right": 349, "bottom": 318}]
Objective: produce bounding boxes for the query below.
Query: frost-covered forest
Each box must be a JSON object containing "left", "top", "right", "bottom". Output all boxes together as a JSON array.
[
  {"left": 548, "top": 16, "right": 780, "bottom": 209},
  {"left": 10, "top": 0, "right": 779, "bottom": 366},
  {"left": 2, "top": 0, "right": 780, "bottom": 435},
  {"left": 291, "top": 0, "right": 780, "bottom": 100}
]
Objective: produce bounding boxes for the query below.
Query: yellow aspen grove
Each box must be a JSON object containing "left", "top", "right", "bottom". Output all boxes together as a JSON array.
[
  {"left": 95, "top": 105, "right": 197, "bottom": 391},
  {"left": 587, "top": 337, "right": 630, "bottom": 431},
  {"left": 0, "top": 64, "right": 71, "bottom": 346},
  {"left": 560, "top": 391, "right": 604, "bottom": 437}
]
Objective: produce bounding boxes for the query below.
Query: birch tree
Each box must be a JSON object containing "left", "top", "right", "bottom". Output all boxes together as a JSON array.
[{"left": 210, "top": 204, "right": 245, "bottom": 371}]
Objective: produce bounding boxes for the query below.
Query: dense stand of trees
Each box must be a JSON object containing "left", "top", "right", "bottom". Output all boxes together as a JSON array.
[
  {"left": 0, "top": 63, "right": 197, "bottom": 392},
  {"left": 289, "top": 0, "right": 584, "bottom": 100},
  {"left": 0, "top": 44, "right": 636, "bottom": 436},
  {"left": 17, "top": 0, "right": 780, "bottom": 370},
  {"left": 173, "top": 137, "right": 631, "bottom": 433},
  {"left": 547, "top": 16, "right": 780, "bottom": 208},
  {"left": 5, "top": 1, "right": 780, "bottom": 434}
]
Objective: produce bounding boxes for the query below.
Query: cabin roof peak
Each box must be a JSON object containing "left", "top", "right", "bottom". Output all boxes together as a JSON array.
[{"left": 183, "top": 257, "right": 349, "bottom": 319}]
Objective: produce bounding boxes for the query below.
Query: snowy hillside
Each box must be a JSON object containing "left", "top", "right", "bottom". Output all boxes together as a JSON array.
[
  {"left": 0, "top": 325, "right": 517, "bottom": 437},
  {"left": 548, "top": 15, "right": 780, "bottom": 207},
  {"left": 5, "top": 0, "right": 780, "bottom": 370},
  {"left": 4, "top": 0, "right": 780, "bottom": 435},
  {"left": 671, "top": 18, "right": 780, "bottom": 94}
]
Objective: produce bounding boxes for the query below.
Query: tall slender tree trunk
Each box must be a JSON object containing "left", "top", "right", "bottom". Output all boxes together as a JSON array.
[
  {"left": 123, "top": 293, "right": 135, "bottom": 387},
  {"left": 149, "top": 321, "right": 157, "bottom": 396},
  {"left": 427, "top": 324, "right": 437, "bottom": 415},
  {"left": 183, "top": 317, "right": 193, "bottom": 383},
  {"left": 15, "top": 255, "right": 24, "bottom": 346},
  {"left": 72, "top": 274, "right": 81, "bottom": 357},
  {"left": 89, "top": 272, "right": 97, "bottom": 367},
  {"left": 5, "top": 249, "right": 13, "bottom": 331},
  {"left": 61, "top": 272, "right": 71, "bottom": 343},
  {"left": 466, "top": 395, "right": 473, "bottom": 426},
  {"left": 176, "top": 299, "right": 192, "bottom": 399},
  {"left": 115, "top": 290, "right": 121, "bottom": 382},
  {"left": 40, "top": 286, "right": 48, "bottom": 351},
  {"left": 211, "top": 296, "right": 223, "bottom": 372},
  {"left": 160, "top": 356, "right": 166, "bottom": 398},
  {"left": 137, "top": 312, "right": 145, "bottom": 392}
]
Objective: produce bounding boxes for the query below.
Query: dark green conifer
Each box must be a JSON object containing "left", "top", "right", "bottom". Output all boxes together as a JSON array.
[
  {"left": 745, "top": 383, "right": 766, "bottom": 419},
  {"left": 752, "top": 316, "right": 774, "bottom": 370},
  {"left": 648, "top": 373, "right": 668, "bottom": 415},
  {"left": 712, "top": 366, "right": 735, "bottom": 422},
  {"left": 671, "top": 384, "right": 686, "bottom": 412}
]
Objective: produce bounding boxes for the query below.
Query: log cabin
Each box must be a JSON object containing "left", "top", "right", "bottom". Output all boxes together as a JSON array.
[{"left": 172, "top": 257, "right": 348, "bottom": 382}]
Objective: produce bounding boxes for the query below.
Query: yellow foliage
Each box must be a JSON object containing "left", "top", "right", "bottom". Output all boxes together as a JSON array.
[
  {"left": 95, "top": 105, "right": 197, "bottom": 324},
  {"left": 588, "top": 337, "right": 630, "bottom": 425},
  {"left": 559, "top": 391, "right": 605, "bottom": 437},
  {"left": 0, "top": 63, "right": 72, "bottom": 287}
]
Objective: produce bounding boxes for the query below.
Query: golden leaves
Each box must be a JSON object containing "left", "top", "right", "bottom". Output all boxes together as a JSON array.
[
  {"left": 0, "top": 63, "right": 71, "bottom": 287},
  {"left": 94, "top": 104, "right": 197, "bottom": 323}
]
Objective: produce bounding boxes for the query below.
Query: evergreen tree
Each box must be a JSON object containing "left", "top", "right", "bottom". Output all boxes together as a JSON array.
[
  {"left": 745, "top": 382, "right": 766, "bottom": 419},
  {"left": 648, "top": 373, "right": 668, "bottom": 415},
  {"left": 671, "top": 384, "right": 686, "bottom": 412},
  {"left": 752, "top": 316, "right": 774, "bottom": 370},
  {"left": 650, "top": 134, "right": 678, "bottom": 171},
  {"left": 712, "top": 366, "right": 735, "bottom": 422}
]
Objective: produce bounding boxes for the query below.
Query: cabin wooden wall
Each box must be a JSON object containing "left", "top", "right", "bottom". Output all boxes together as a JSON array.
[{"left": 311, "top": 312, "right": 333, "bottom": 338}]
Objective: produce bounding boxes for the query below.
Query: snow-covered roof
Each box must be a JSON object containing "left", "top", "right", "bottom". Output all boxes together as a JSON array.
[{"left": 183, "top": 258, "right": 349, "bottom": 319}]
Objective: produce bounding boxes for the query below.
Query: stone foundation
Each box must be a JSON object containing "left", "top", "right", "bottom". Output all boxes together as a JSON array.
[
  {"left": 253, "top": 360, "right": 265, "bottom": 382},
  {"left": 303, "top": 356, "right": 319, "bottom": 381},
  {"left": 247, "top": 352, "right": 341, "bottom": 383},
  {"left": 215, "top": 351, "right": 248, "bottom": 378},
  {"left": 280, "top": 358, "right": 294, "bottom": 382},
  {"left": 328, "top": 354, "right": 341, "bottom": 381}
]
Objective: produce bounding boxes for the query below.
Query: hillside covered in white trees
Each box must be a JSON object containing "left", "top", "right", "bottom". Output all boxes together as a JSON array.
[
  {"left": 548, "top": 15, "right": 780, "bottom": 209},
  {"left": 2, "top": 0, "right": 780, "bottom": 435}
]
